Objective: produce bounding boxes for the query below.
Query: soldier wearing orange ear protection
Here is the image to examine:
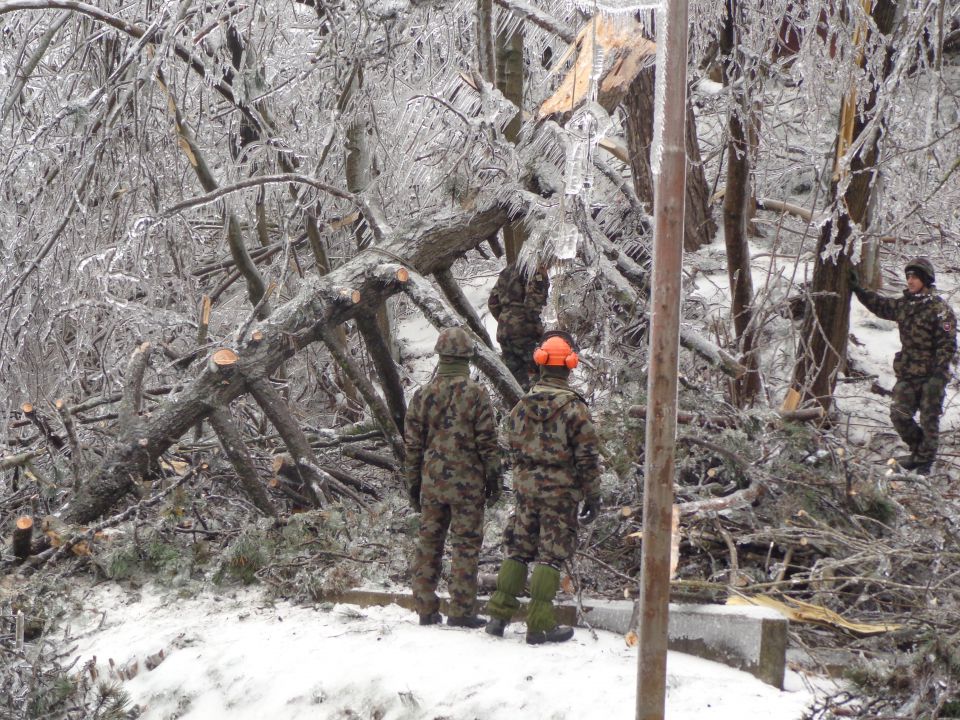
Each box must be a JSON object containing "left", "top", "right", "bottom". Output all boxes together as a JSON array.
[{"left": 485, "top": 330, "right": 603, "bottom": 645}]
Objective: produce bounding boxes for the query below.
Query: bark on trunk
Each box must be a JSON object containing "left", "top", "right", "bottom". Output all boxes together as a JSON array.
[
  {"left": 208, "top": 406, "right": 278, "bottom": 517},
  {"left": 496, "top": 25, "right": 526, "bottom": 263},
  {"left": 318, "top": 325, "right": 405, "bottom": 462},
  {"left": 355, "top": 312, "right": 406, "bottom": 435},
  {"left": 720, "top": 0, "right": 761, "bottom": 406},
  {"left": 622, "top": 66, "right": 715, "bottom": 252},
  {"left": 792, "top": 0, "right": 897, "bottom": 410}
]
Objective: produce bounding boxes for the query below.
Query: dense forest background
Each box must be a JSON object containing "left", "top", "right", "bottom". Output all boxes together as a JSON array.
[{"left": 2, "top": 0, "right": 960, "bottom": 717}]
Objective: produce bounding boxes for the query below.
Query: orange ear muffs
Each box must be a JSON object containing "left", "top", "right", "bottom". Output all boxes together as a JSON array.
[{"left": 533, "top": 331, "right": 579, "bottom": 368}]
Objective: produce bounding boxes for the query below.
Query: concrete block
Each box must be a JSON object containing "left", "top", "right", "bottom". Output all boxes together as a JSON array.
[
  {"left": 326, "top": 590, "right": 787, "bottom": 688},
  {"left": 580, "top": 599, "right": 787, "bottom": 688}
]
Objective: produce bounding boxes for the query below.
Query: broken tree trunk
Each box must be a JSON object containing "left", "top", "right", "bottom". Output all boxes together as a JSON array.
[
  {"left": 64, "top": 205, "right": 508, "bottom": 524},
  {"left": 791, "top": 0, "right": 897, "bottom": 410},
  {"left": 538, "top": 16, "right": 715, "bottom": 251}
]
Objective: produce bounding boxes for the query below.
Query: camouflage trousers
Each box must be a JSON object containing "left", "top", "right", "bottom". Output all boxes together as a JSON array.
[
  {"left": 411, "top": 501, "right": 484, "bottom": 618},
  {"left": 503, "top": 491, "right": 579, "bottom": 568},
  {"left": 891, "top": 376, "right": 947, "bottom": 463}
]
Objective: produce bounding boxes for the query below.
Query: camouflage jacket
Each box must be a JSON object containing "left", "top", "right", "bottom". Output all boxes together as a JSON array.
[
  {"left": 404, "top": 364, "right": 502, "bottom": 505},
  {"left": 854, "top": 286, "right": 957, "bottom": 379},
  {"left": 505, "top": 375, "right": 601, "bottom": 501},
  {"left": 488, "top": 264, "right": 550, "bottom": 344}
]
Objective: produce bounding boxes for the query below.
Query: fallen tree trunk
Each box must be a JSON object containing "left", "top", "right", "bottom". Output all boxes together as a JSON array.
[{"left": 64, "top": 206, "right": 510, "bottom": 524}]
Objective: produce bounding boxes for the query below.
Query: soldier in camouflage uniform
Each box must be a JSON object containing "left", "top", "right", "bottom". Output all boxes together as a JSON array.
[
  {"left": 851, "top": 257, "right": 957, "bottom": 475},
  {"left": 488, "top": 261, "right": 550, "bottom": 391},
  {"left": 405, "top": 326, "right": 503, "bottom": 628},
  {"left": 485, "top": 331, "right": 602, "bottom": 644}
]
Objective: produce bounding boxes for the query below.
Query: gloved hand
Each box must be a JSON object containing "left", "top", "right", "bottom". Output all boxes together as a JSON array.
[
  {"left": 847, "top": 268, "right": 861, "bottom": 291},
  {"left": 578, "top": 495, "right": 601, "bottom": 525},
  {"left": 485, "top": 474, "right": 503, "bottom": 507},
  {"left": 408, "top": 481, "right": 422, "bottom": 513}
]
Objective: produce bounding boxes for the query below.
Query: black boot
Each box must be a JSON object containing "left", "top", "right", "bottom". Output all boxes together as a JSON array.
[
  {"left": 485, "top": 618, "right": 508, "bottom": 637},
  {"left": 419, "top": 611, "right": 443, "bottom": 626},
  {"left": 526, "top": 625, "right": 575, "bottom": 645},
  {"left": 447, "top": 615, "right": 487, "bottom": 629},
  {"left": 914, "top": 461, "right": 933, "bottom": 476}
]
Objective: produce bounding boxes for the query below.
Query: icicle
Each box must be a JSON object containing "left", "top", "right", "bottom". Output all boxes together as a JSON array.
[{"left": 572, "top": 0, "right": 661, "bottom": 13}]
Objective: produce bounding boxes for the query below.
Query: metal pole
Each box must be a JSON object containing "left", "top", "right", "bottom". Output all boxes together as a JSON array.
[{"left": 637, "top": 0, "right": 688, "bottom": 718}]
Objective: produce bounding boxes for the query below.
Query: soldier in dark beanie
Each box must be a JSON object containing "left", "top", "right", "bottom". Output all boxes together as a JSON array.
[
  {"left": 851, "top": 257, "right": 957, "bottom": 475},
  {"left": 488, "top": 261, "right": 550, "bottom": 391},
  {"left": 405, "top": 326, "right": 503, "bottom": 628},
  {"left": 485, "top": 330, "right": 602, "bottom": 644}
]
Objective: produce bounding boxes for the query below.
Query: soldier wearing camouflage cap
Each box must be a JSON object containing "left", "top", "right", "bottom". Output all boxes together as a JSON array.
[
  {"left": 485, "top": 330, "right": 602, "bottom": 644},
  {"left": 404, "top": 326, "right": 503, "bottom": 628},
  {"left": 488, "top": 261, "right": 550, "bottom": 391},
  {"left": 851, "top": 257, "right": 957, "bottom": 475}
]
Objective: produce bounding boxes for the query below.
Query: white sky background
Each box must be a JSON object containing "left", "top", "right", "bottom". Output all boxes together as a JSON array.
[{"left": 65, "top": 583, "right": 819, "bottom": 720}]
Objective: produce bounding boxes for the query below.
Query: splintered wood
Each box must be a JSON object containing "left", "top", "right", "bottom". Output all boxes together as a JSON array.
[{"left": 538, "top": 16, "right": 655, "bottom": 119}]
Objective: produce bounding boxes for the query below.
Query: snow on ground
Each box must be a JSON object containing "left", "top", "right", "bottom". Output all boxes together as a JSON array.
[
  {"left": 64, "top": 583, "right": 818, "bottom": 720},
  {"left": 687, "top": 238, "right": 960, "bottom": 467}
]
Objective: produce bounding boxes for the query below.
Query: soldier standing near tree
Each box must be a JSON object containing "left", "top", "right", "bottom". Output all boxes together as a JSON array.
[
  {"left": 404, "top": 326, "right": 503, "bottom": 628},
  {"left": 488, "top": 261, "right": 550, "bottom": 391},
  {"left": 850, "top": 257, "right": 957, "bottom": 475},
  {"left": 485, "top": 330, "right": 602, "bottom": 644}
]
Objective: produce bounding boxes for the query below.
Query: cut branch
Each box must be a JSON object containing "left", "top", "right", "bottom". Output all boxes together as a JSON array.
[
  {"left": 0, "top": 449, "right": 44, "bottom": 471},
  {"left": 20, "top": 403, "right": 64, "bottom": 451}
]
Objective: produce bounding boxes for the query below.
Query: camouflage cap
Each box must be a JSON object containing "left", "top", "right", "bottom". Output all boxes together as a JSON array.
[
  {"left": 905, "top": 257, "right": 935, "bottom": 286},
  {"left": 435, "top": 326, "right": 474, "bottom": 358}
]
